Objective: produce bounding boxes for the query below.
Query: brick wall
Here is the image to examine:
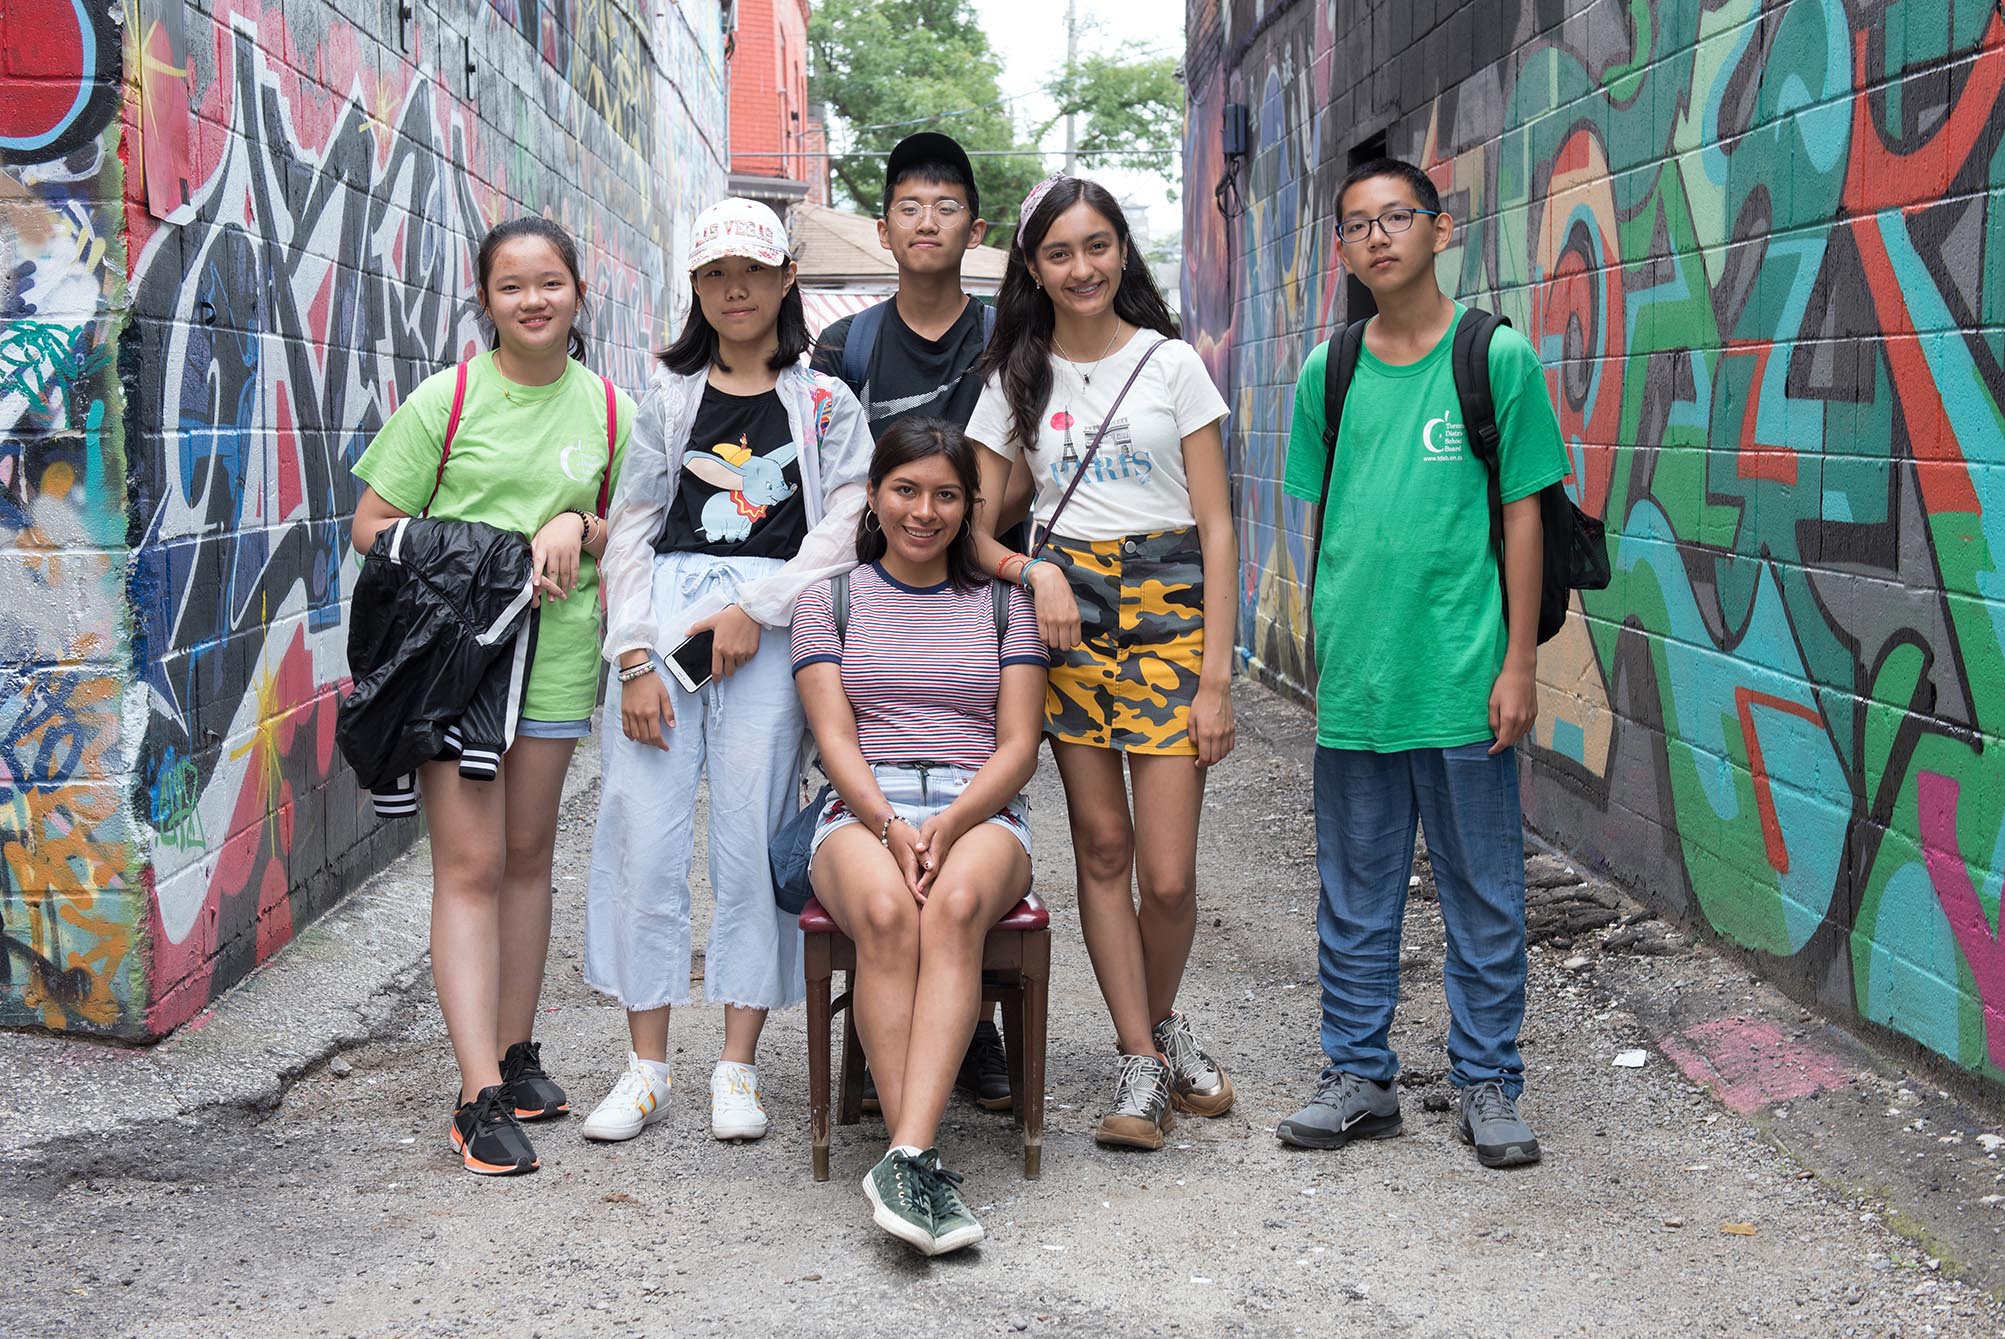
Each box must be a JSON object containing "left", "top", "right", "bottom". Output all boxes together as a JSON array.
[
  {"left": 1183, "top": 0, "right": 2005, "bottom": 1090},
  {"left": 0, "top": 0, "right": 727, "bottom": 1037},
  {"left": 729, "top": 0, "right": 810, "bottom": 181}
]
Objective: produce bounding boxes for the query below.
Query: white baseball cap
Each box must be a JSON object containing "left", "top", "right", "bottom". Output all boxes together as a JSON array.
[{"left": 688, "top": 198, "right": 791, "bottom": 270}]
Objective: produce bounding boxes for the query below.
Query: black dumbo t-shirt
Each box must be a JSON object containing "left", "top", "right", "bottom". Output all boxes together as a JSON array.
[{"left": 655, "top": 386, "right": 810, "bottom": 558}]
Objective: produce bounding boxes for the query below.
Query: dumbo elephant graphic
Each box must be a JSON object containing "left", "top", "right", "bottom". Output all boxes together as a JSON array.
[{"left": 685, "top": 434, "right": 799, "bottom": 542}]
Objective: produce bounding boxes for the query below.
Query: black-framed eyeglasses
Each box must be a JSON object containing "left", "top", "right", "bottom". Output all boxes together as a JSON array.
[
  {"left": 1337, "top": 208, "right": 1440, "bottom": 244},
  {"left": 889, "top": 200, "right": 968, "bottom": 227}
]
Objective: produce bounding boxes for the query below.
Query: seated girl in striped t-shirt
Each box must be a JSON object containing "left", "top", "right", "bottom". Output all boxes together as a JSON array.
[{"left": 791, "top": 416, "right": 1048, "bottom": 1258}]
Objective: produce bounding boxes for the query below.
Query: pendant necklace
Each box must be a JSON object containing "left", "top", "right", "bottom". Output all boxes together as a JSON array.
[{"left": 1057, "top": 321, "right": 1126, "bottom": 465}]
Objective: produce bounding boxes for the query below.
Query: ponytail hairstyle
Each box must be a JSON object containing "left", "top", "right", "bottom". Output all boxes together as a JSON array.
[
  {"left": 977, "top": 177, "right": 1179, "bottom": 456},
  {"left": 475, "top": 216, "right": 591, "bottom": 362},
  {"left": 856, "top": 416, "right": 986, "bottom": 591}
]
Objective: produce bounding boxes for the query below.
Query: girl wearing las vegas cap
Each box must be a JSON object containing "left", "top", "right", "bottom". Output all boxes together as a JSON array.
[{"left": 581, "top": 198, "right": 873, "bottom": 1146}]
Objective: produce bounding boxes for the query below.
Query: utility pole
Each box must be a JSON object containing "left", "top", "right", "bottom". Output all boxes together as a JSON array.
[{"left": 1063, "top": 0, "right": 1078, "bottom": 175}]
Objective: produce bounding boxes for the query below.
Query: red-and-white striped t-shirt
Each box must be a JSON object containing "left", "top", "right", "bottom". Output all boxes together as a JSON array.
[{"left": 791, "top": 563, "right": 1048, "bottom": 769}]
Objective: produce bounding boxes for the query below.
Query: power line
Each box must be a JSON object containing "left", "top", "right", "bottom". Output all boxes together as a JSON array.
[
  {"left": 841, "top": 93, "right": 1032, "bottom": 133},
  {"left": 803, "top": 147, "right": 1172, "bottom": 159}
]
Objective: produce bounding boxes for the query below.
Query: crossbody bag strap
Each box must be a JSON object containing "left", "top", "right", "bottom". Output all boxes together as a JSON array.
[
  {"left": 1030, "top": 336, "right": 1168, "bottom": 557},
  {"left": 422, "top": 361, "right": 470, "bottom": 518}
]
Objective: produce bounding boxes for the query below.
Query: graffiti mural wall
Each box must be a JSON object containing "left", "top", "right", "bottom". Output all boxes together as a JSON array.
[
  {"left": 2, "top": 0, "right": 727, "bottom": 1036},
  {"left": 1186, "top": 0, "right": 2005, "bottom": 1089}
]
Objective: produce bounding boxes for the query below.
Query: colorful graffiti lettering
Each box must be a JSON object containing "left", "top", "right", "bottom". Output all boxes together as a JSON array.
[
  {"left": 4, "top": 0, "right": 727, "bottom": 1035},
  {"left": 1, "top": 0, "right": 131, "bottom": 1030},
  {"left": 1186, "top": 0, "right": 2005, "bottom": 1088}
]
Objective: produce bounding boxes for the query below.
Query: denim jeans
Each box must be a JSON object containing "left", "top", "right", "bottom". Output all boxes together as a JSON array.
[{"left": 1313, "top": 741, "right": 1528, "bottom": 1096}]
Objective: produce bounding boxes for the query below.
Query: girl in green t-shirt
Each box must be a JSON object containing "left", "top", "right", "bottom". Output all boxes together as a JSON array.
[{"left": 350, "top": 217, "right": 634, "bottom": 1178}]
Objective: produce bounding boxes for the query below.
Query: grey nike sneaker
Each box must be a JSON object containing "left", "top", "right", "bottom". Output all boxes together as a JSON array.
[
  {"left": 1275, "top": 1067, "right": 1402, "bottom": 1149},
  {"left": 1458, "top": 1079, "right": 1541, "bottom": 1168}
]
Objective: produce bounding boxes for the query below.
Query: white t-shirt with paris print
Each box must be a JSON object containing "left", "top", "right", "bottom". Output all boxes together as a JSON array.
[{"left": 966, "top": 334, "right": 1228, "bottom": 543}]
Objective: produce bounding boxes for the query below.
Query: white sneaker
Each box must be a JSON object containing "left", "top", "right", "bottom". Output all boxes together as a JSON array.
[
  {"left": 579, "top": 1052, "right": 671, "bottom": 1142},
  {"left": 710, "top": 1061, "right": 768, "bottom": 1141}
]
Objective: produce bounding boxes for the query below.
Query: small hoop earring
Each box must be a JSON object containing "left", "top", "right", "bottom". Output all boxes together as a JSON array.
[{"left": 862, "top": 510, "right": 882, "bottom": 534}]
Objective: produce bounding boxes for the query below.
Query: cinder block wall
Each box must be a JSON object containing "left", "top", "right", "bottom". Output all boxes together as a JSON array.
[
  {"left": 1183, "top": 0, "right": 2005, "bottom": 1091},
  {"left": 1, "top": 0, "right": 727, "bottom": 1037}
]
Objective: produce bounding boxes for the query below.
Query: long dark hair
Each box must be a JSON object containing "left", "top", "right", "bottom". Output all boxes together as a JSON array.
[
  {"left": 977, "top": 178, "right": 1179, "bottom": 454},
  {"left": 659, "top": 269, "right": 811, "bottom": 375},
  {"left": 476, "top": 217, "right": 590, "bottom": 362},
  {"left": 857, "top": 416, "right": 986, "bottom": 591}
]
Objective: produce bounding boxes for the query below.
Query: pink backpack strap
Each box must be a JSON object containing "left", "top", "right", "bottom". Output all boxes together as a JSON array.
[
  {"left": 598, "top": 374, "right": 616, "bottom": 516},
  {"left": 423, "top": 362, "right": 470, "bottom": 517}
]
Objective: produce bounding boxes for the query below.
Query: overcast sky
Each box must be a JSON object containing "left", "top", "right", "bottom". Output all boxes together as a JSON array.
[{"left": 972, "top": 0, "right": 1184, "bottom": 246}]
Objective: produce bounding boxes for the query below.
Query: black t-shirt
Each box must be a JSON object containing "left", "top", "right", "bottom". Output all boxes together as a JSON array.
[
  {"left": 810, "top": 296, "right": 990, "bottom": 437},
  {"left": 655, "top": 386, "right": 808, "bottom": 558}
]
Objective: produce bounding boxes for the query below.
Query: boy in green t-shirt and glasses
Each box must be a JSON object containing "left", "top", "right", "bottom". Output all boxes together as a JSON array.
[{"left": 1274, "top": 159, "right": 1569, "bottom": 1168}]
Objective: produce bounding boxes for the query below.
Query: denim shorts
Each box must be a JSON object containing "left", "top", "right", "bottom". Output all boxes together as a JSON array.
[
  {"left": 516, "top": 716, "right": 592, "bottom": 740},
  {"left": 807, "top": 761, "right": 1031, "bottom": 871}
]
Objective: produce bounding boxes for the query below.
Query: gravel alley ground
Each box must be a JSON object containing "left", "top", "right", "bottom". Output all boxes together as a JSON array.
[{"left": 4, "top": 682, "right": 2004, "bottom": 1338}]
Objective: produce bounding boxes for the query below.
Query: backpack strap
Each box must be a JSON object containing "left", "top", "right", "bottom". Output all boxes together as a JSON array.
[
  {"left": 1304, "top": 320, "right": 1367, "bottom": 618},
  {"left": 841, "top": 300, "right": 890, "bottom": 397},
  {"left": 1452, "top": 308, "right": 1510, "bottom": 578},
  {"left": 832, "top": 570, "right": 850, "bottom": 645},
  {"left": 598, "top": 374, "right": 617, "bottom": 517},
  {"left": 422, "top": 361, "right": 470, "bottom": 518},
  {"left": 991, "top": 577, "right": 1010, "bottom": 643},
  {"left": 978, "top": 300, "right": 997, "bottom": 341}
]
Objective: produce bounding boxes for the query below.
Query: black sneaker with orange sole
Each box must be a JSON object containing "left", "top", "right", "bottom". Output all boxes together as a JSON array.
[
  {"left": 450, "top": 1085, "right": 540, "bottom": 1176},
  {"left": 500, "top": 1040, "right": 570, "bottom": 1121}
]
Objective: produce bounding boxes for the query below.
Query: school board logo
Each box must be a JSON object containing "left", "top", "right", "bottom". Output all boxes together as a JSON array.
[
  {"left": 560, "top": 441, "right": 600, "bottom": 482},
  {"left": 1421, "top": 409, "right": 1466, "bottom": 462}
]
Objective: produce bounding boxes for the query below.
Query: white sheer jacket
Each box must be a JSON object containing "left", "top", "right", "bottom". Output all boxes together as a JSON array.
[{"left": 601, "top": 361, "right": 874, "bottom": 661}]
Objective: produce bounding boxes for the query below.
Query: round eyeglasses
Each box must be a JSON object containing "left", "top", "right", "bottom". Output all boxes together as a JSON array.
[
  {"left": 1337, "top": 208, "right": 1440, "bottom": 244},
  {"left": 889, "top": 200, "right": 968, "bottom": 227}
]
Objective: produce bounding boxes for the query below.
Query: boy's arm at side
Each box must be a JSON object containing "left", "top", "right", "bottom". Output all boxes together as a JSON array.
[
  {"left": 1281, "top": 342, "right": 1331, "bottom": 502},
  {"left": 1487, "top": 327, "right": 1562, "bottom": 755},
  {"left": 1489, "top": 495, "right": 1542, "bottom": 754}
]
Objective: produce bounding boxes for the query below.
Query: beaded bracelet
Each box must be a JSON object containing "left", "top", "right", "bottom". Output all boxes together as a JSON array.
[
  {"left": 878, "top": 813, "right": 896, "bottom": 846},
  {"left": 572, "top": 508, "right": 594, "bottom": 545},
  {"left": 995, "top": 551, "right": 1028, "bottom": 581},
  {"left": 617, "top": 662, "right": 655, "bottom": 684}
]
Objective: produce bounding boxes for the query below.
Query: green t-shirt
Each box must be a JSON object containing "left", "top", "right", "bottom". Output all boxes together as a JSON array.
[
  {"left": 1283, "top": 306, "right": 1568, "bottom": 751},
  {"left": 354, "top": 352, "right": 635, "bottom": 722}
]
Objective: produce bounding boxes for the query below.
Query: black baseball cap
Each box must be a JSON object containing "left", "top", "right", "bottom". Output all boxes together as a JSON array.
[{"left": 883, "top": 132, "right": 979, "bottom": 217}]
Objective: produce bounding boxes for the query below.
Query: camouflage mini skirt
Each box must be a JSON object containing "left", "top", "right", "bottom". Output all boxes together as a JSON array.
[{"left": 1041, "top": 526, "right": 1205, "bottom": 756}]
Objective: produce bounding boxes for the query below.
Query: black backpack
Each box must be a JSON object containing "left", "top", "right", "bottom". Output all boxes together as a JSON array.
[
  {"left": 1311, "top": 308, "right": 1610, "bottom": 644},
  {"left": 840, "top": 296, "right": 998, "bottom": 392}
]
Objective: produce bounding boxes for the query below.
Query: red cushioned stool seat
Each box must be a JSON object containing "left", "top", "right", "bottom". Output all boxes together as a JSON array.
[{"left": 800, "top": 890, "right": 1049, "bottom": 1180}]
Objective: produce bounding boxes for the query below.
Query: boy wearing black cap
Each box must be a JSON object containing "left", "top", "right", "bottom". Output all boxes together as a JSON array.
[{"left": 811, "top": 131, "right": 995, "bottom": 437}]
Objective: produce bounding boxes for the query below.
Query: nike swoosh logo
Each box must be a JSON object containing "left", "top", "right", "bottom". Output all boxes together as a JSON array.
[{"left": 1339, "top": 1111, "right": 1371, "bottom": 1130}]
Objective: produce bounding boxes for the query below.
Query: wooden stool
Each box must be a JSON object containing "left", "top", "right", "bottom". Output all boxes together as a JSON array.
[{"left": 801, "top": 891, "right": 1049, "bottom": 1181}]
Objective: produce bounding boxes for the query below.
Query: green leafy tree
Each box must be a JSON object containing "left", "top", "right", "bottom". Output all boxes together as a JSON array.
[
  {"left": 1043, "top": 54, "right": 1184, "bottom": 200},
  {"left": 808, "top": 0, "right": 1045, "bottom": 242},
  {"left": 810, "top": 1, "right": 1185, "bottom": 241}
]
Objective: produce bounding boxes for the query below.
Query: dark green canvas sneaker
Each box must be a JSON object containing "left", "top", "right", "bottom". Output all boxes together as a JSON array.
[
  {"left": 919, "top": 1150, "right": 985, "bottom": 1255},
  {"left": 863, "top": 1149, "right": 936, "bottom": 1253}
]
